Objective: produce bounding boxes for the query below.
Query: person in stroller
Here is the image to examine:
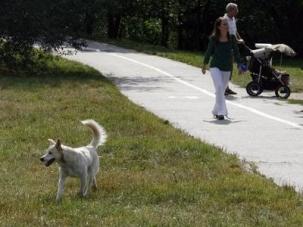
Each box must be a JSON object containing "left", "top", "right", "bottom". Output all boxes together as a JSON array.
[{"left": 244, "top": 43, "right": 296, "bottom": 99}]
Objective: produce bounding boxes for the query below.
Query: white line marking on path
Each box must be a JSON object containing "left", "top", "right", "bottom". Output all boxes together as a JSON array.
[
  {"left": 185, "top": 96, "right": 200, "bottom": 99},
  {"left": 109, "top": 53, "right": 303, "bottom": 130}
]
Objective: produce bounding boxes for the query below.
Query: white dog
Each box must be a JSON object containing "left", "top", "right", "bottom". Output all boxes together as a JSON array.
[{"left": 40, "top": 119, "right": 107, "bottom": 201}]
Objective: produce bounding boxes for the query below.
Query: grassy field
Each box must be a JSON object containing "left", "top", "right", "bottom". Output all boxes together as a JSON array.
[
  {"left": 101, "top": 38, "right": 303, "bottom": 93},
  {"left": 1, "top": 57, "right": 303, "bottom": 226}
]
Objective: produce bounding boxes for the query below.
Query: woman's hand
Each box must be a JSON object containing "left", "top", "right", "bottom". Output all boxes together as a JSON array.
[
  {"left": 201, "top": 65, "right": 207, "bottom": 75},
  {"left": 237, "top": 39, "right": 245, "bottom": 44}
]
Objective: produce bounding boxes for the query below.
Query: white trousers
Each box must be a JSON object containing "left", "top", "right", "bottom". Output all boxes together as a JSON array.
[{"left": 209, "top": 67, "right": 231, "bottom": 116}]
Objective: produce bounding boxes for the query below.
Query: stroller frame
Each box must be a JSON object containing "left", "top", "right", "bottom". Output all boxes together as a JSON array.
[{"left": 244, "top": 43, "right": 294, "bottom": 99}]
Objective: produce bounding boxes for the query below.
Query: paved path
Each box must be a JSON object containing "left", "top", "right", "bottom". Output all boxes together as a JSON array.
[{"left": 65, "top": 41, "right": 303, "bottom": 191}]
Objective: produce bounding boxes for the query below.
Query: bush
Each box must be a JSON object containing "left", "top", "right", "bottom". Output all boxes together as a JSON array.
[{"left": 125, "top": 17, "right": 161, "bottom": 45}]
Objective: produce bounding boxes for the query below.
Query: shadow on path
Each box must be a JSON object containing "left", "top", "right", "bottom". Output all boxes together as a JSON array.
[
  {"left": 107, "top": 73, "right": 172, "bottom": 92},
  {"left": 203, "top": 119, "right": 244, "bottom": 125}
]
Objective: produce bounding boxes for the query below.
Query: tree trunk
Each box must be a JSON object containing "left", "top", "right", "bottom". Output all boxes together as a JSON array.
[
  {"left": 161, "top": 15, "right": 169, "bottom": 47},
  {"left": 195, "top": 0, "right": 202, "bottom": 50},
  {"left": 107, "top": 13, "right": 121, "bottom": 39},
  {"left": 84, "top": 13, "right": 95, "bottom": 36},
  {"left": 177, "top": 13, "right": 183, "bottom": 49}
]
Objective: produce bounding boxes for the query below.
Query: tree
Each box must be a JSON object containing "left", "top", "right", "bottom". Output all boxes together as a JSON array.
[
  {"left": 0, "top": 0, "right": 85, "bottom": 70},
  {"left": 237, "top": 0, "right": 303, "bottom": 55}
]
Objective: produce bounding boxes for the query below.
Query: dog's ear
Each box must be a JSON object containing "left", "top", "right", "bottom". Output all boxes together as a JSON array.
[
  {"left": 55, "top": 139, "right": 63, "bottom": 152},
  {"left": 48, "top": 139, "right": 56, "bottom": 145},
  {"left": 56, "top": 139, "right": 65, "bottom": 163}
]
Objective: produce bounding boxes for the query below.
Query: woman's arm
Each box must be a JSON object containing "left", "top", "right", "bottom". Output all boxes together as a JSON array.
[
  {"left": 202, "top": 37, "right": 215, "bottom": 74},
  {"left": 236, "top": 32, "right": 244, "bottom": 43},
  {"left": 203, "top": 37, "right": 215, "bottom": 65},
  {"left": 231, "top": 36, "right": 246, "bottom": 74},
  {"left": 231, "top": 36, "right": 242, "bottom": 64}
]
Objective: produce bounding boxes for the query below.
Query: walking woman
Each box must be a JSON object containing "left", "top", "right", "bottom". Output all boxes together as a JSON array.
[{"left": 202, "top": 17, "right": 242, "bottom": 120}]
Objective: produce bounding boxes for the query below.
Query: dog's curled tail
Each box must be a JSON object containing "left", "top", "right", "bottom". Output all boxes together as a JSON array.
[{"left": 81, "top": 119, "right": 107, "bottom": 148}]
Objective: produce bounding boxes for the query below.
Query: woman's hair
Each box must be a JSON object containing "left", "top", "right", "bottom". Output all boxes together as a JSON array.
[{"left": 210, "top": 17, "right": 229, "bottom": 41}]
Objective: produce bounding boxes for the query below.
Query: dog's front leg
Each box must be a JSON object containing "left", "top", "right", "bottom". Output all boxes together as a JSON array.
[{"left": 56, "top": 169, "right": 66, "bottom": 202}]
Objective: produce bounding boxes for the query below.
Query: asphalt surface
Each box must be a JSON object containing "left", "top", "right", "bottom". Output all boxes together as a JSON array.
[{"left": 65, "top": 40, "right": 303, "bottom": 191}]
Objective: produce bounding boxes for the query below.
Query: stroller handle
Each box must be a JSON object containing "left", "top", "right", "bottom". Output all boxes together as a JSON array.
[
  {"left": 242, "top": 43, "right": 251, "bottom": 51},
  {"left": 255, "top": 43, "right": 273, "bottom": 49}
]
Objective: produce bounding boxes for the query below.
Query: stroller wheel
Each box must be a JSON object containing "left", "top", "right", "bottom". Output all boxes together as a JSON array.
[
  {"left": 246, "top": 81, "right": 263, "bottom": 96},
  {"left": 275, "top": 86, "right": 291, "bottom": 99}
]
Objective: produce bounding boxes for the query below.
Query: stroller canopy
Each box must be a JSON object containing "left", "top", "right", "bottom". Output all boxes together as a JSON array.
[
  {"left": 254, "top": 43, "right": 296, "bottom": 57},
  {"left": 270, "top": 44, "right": 296, "bottom": 56}
]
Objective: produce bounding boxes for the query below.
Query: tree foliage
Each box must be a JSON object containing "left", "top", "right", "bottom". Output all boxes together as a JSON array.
[
  {"left": 0, "top": 0, "right": 86, "bottom": 70},
  {"left": 98, "top": 0, "right": 221, "bottom": 49},
  {"left": 98, "top": 0, "right": 303, "bottom": 55},
  {"left": 0, "top": 0, "right": 302, "bottom": 71}
]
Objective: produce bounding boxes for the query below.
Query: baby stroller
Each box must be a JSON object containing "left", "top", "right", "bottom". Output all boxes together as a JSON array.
[{"left": 244, "top": 43, "right": 296, "bottom": 99}]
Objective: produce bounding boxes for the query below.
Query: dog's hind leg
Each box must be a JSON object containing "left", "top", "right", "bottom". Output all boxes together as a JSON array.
[
  {"left": 87, "top": 166, "right": 98, "bottom": 192},
  {"left": 92, "top": 176, "right": 97, "bottom": 191},
  {"left": 79, "top": 171, "right": 89, "bottom": 197},
  {"left": 56, "top": 169, "right": 66, "bottom": 202}
]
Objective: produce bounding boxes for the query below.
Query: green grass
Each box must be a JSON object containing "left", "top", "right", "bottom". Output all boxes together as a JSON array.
[
  {"left": 100, "top": 38, "right": 303, "bottom": 93},
  {"left": 288, "top": 99, "right": 303, "bottom": 105},
  {"left": 1, "top": 57, "right": 303, "bottom": 226}
]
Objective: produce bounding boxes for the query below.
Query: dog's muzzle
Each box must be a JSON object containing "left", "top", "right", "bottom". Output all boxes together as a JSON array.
[{"left": 40, "top": 157, "right": 55, "bottom": 167}]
